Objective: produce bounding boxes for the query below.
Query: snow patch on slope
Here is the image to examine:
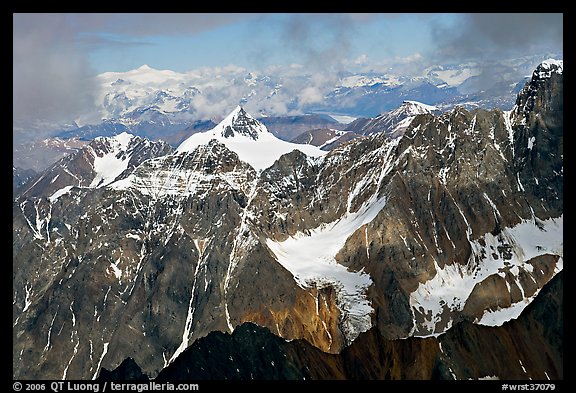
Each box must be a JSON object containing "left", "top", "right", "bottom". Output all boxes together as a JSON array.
[
  {"left": 89, "top": 132, "right": 133, "bottom": 188},
  {"left": 410, "top": 215, "right": 563, "bottom": 336},
  {"left": 266, "top": 194, "right": 386, "bottom": 341},
  {"left": 319, "top": 130, "right": 351, "bottom": 149},
  {"left": 478, "top": 295, "right": 535, "bottom": 326},
  {"left": 49, "top": 186, "right": 75, "bottom": 202}
]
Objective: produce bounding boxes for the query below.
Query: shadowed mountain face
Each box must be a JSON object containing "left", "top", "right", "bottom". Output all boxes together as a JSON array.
[
  {"left": 259, "top": 114, "right": 345, "bottom": 141},
  {"left": 100, "top": 271, "right": 562, "bottom": 380},
  {"left": 13, "top": 166, "right": 36, "bottom": 195},
  {"left": 13, "top": 61, "right": 562, "bottom": 380}
]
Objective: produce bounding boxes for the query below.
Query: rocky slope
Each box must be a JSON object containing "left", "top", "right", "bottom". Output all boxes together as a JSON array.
[
  {"left": 101, "top": 271, "right": 562, "bottom": 380},
  {"left": 291, "top": 100, "right": 440, "bottom": 150},
  {"left": 258, "top": 114, "right": 346, "bottom": 141},
  {"left": 13, "top": 60, "right": 562, "bottom": 380},
  {"left": 17, "top": 132, "right": 173, "bottom": 199}
]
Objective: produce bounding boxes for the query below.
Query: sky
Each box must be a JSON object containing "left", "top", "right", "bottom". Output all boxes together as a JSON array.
[{"left": 13, "top": 13, "right": 563, "bottom": 133}]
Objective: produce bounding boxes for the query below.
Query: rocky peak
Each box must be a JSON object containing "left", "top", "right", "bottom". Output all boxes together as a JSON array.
[
  {"left": 90, "top": 132, "right": 135, "bottom": 159},
  {"left": 534, "top": 59, "right": 563, "bottom": 79},
  {"left": 110, "top": 138, "right": 257, "bottom": 201},
  {"left": 216, "top": 105, "right": 268, "bottom": 140},
  {"left": 512, "top": 59, "right": 563, "bottom": 124},
  {"left": 509, "top": 59, "right": 563, "bottom": 218},
  {"left": 182, "top": 139, "right": 252, "bottom": 174}
]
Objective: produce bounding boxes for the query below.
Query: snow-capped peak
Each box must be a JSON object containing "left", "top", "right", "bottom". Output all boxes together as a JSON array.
[
  {"left": 397, "top": 101, "right": 438, "bottom": 116},
  {"left": 210, "top": 105, "right": 268, "bottom": 140},
  {"left": 535, "top": 59, "right": 563, "bottom": 78},
  {"left": 176, "top": 107, "right": 326, "bottom": 170},
  {"left": 91, "top": 132, "right": 135, "bottom": 154},
  {"left": 540, "top": 58, "right": 563, "bottom": 69},
  {"left": 367, "top": 100, "right": 438, "bottom": 136},
  {"left": 105, "top": 131, "right": 133, "bottom": 149}
]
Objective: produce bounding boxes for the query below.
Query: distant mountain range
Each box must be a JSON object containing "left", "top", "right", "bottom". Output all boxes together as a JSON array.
[
  {"left": 13, "top": 54, "right": 561, "bottom": 172},
  {"left": 89, "top": 54, "right": 553, "bottom": 125}
]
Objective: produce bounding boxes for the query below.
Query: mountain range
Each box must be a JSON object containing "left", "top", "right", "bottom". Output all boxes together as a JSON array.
[
  {"left": 86, "top": 54, "right": 555, "bottom": 126},
  {"left": 13, "top": 53, "right": 560, "bottom": 173},
  {"left": 13, "top": 59, "right": 563, "bottom": 380}
]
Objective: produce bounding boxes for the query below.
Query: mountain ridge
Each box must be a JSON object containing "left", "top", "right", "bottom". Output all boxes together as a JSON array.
[{"left": 13, "top": 60, "right": 562, "bottom": 380}]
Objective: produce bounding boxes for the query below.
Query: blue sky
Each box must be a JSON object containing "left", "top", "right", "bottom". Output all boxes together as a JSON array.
[
  {"left": 79, "top": 14, "right": 461, "bottom": 73},
  {"left": 13, "top": 13, "right": 563, "bottom": 128}
]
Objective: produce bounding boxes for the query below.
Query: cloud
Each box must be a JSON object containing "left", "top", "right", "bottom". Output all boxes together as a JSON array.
[
  {"left": 183, "top": 66, "right": 300, "bottom": 119},
  {"left": 13, "top": 14, "right": 99, "bottom": 137},
  {"left": 13, "top": 13, "right": 563, "bottom": 140},
  {"left": 257, "top": 14, "right": 368, "bottom": 109},
  {"left": 12, "top": 13, "right": 261, "bottom": 138},
  {"left": 354, "top": 54, "right": 368, "bottom": 65},
  {"left": 278, "top": 14, "right": 357, "bottom": 73},
  {"left": 427, "top": 13, "right": 563, "bottom": 96},
  {"left": 432, "top": 13, "right": 563, "bottom": 62}
]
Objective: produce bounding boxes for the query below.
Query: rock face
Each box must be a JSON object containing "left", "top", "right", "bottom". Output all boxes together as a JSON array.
[
  {"left": 106, "top": 271, "right": 562, "bottom": 380},
  {"left": 13, "top": 61, "right": 562, "bottom": 380},
  {"left": 13, "top": 137, "right": 88, "bottom": 173},
  {"left": 257, "top": 114, "right": 345, "bottom": 141}
]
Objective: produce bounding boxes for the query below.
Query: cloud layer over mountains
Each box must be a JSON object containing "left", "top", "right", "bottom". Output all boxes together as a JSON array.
[{"left": 13, "top": 13, "right": 562, "bottom": 138}]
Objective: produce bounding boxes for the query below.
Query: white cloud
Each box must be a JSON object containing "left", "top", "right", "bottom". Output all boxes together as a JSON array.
[
  {"left": 298, "top": 86, "right": 324, "bottom": 105},
  {"left": 354, "top": 54, "right": 368, "bottom": 65},
  {"left": 13, "top": 14, "right": 99, "bottom": 136}
]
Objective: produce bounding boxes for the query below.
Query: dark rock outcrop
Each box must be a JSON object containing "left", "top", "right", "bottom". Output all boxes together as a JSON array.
[{"left": 97, "top": 358, "right": 149, "bottom": 381}]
